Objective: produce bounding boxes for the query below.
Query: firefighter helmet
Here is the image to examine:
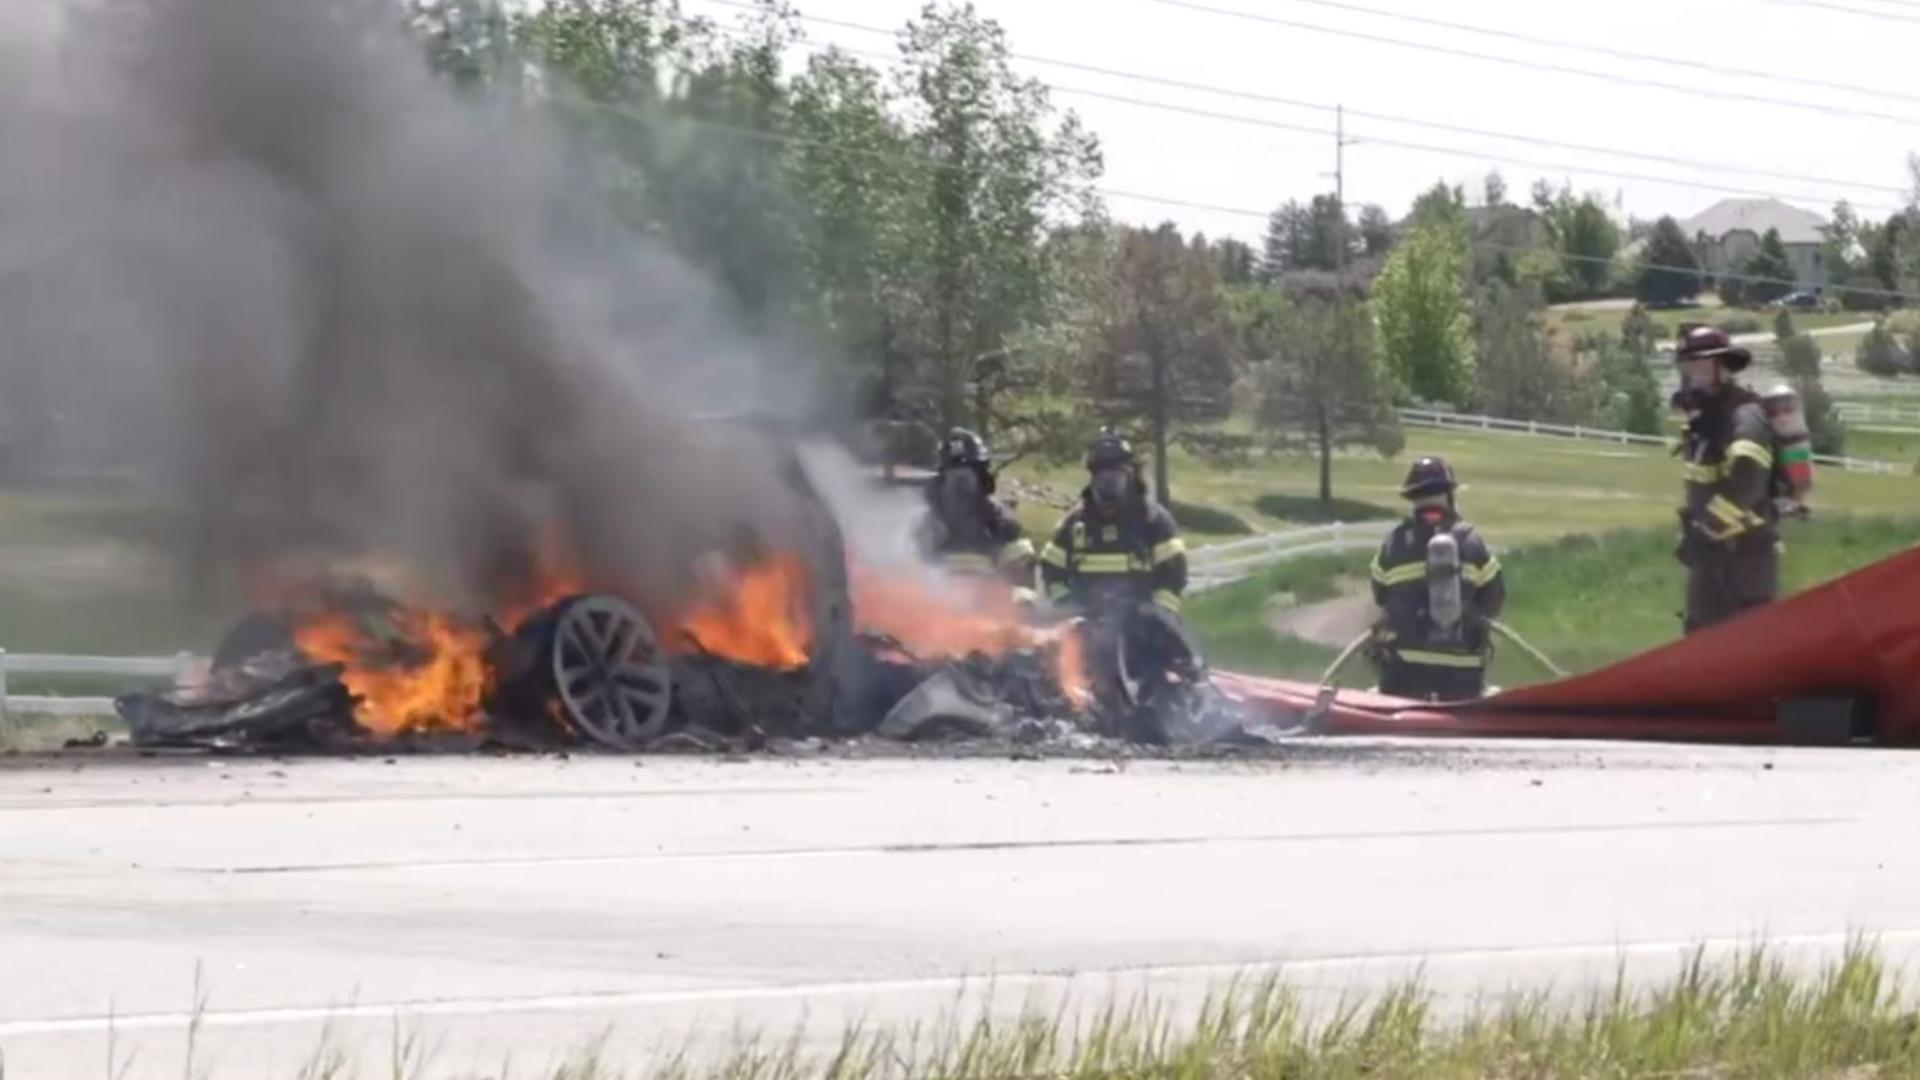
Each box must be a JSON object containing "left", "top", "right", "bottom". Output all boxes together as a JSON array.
[
  {"left": 1675, "top": 325, "right": 1753, "bottom": 373},
  {"left": 1400, "top": 455, "right": 1458, "bottom": 498},
  {"left": 1086, "top": 430, "right": 1137, "bottom": 472},
  {"left": 938, "top": 428, "right": 991, "bottom": 471}
]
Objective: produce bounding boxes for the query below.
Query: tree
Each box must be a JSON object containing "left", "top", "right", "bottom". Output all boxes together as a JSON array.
[
  {"left": 1773, "top": 307, "right": 1797, "bottom": 345},
  {"left": 893, "top": 1, "right": 1103, "bottom": 434},
  {"left": 1260, "top": 196, "right": 1347, "bottom": 277},
  {"left": 1410, "top": 181, "right": 1469, "bottom": 235},
  {"left": 1855, "top": 320, "right": 1909, "bottom": 376},
  {"left": 1260, "top": 200, "right": 1310, "bottom": 281},
  {"left": 1473, "top": 282, "right": 1597, "bottom": 423},
  {"left": 1584, "top": 332, "right": 1663, "bottom": 435},
  {"left": 1822, "top": 200, "right": 1877, "bottom": 310},
  {"left": 512, "top": 0, "right": 808, "bottom": 325},
  {"left": 1375, "top": 219, "right": 1474, "bottom": 405},
  {"left": 1779, "top": 331, "right": 1846, "bottom": 453},
  {"left": 406, "top": 0, "right": 518, "bottom": 93},
  {"left": 1635, "top": 216, "right": 1703, "bottom": 307},
  {"left": 1236, "top": 287, "right": 1400, "bottom": 507},
  {"left": 1868, "top": 214, "right": 1905, "bottom": 299},
  {"left": 1744, "top": 227, "right": 1796, "bottom": 305},
  {"left": 1080, "top": 224, "right": 1238, "bottom": 507},
  {"left": 1210, "top": 237, "right": 1257, "bottom": 285},
  {"left": 1357, "top": 203, "right": 1394, "bottom": 257},
  {"left": 1538, "top": 187, "right": 1622, "bottom": 300},
  {"left": 786, "top": 50, "right": 922, "bottom": 425},
  {"left": 1305, "top": 194, "right": 1351, "bottom": 271},
  {"left": 1482, "top": 170, "right": 1509, "bottom": 208},
  {"left": 1622, "top": 302, "right": 1660, "bottom": 358}
]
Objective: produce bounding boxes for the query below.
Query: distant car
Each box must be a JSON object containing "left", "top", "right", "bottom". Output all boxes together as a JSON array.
[{"left": 1774, "top": 291, "right": 1821, "bottom": 310}]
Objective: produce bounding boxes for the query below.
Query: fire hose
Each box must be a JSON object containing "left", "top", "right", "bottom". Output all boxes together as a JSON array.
[{"left": 1301, "top": 619, "right": 1562, "bottom": 731}]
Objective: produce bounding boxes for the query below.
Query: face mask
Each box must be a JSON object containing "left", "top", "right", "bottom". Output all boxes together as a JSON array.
[
  {"left": 1681, "top": 359, "right": 1720, "bottom": 394},
  {"left": 940, "top": 469, "right": 981, "bottom": 507},
  {"left": 1090, "top": 468, "right": 1130, "bottom": 505}
]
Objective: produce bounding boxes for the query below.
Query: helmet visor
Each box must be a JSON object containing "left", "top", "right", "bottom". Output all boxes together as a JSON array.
[
  {"left": 1090, "top": 467, "right": 1131, "bottom": 504},
  {"left": 939, "top": 468, "right": 982, "bottom": 506}
]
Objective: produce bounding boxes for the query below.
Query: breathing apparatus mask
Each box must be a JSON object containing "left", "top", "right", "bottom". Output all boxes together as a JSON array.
[
  {"left": 1090, "top": 466, "right": 1132, "bottom": 506},
  {"left": 938, "top": 467, "right": 982, "bottom": 511}
]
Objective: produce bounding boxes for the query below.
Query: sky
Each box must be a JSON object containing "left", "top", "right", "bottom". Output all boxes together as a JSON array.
[{"left": 681, "top": 0, "right": 1920, "bottom": 244}]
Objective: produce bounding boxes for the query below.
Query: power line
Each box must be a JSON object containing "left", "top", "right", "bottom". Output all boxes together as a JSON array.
[
  {"left": 1133, "top": 0, "right": 1920, "bottom": 127},
  {"left": 545, "top": 88, "right": 1920, "bottom": 306},
  {"left": 1048, "top": 82, "right": 1906, "bottom": 214},
  {"left": 1276, "top": 0, "right": 1920, "bottom": 107},
  {"left": 689, "top": 16, "right": 1907, "bottom": 212},
  {"left": 686, "top": 0, "right": 1910, "bottom": 200},
  {"left": 1758, "top": 0, "right": 1920, "bottom": 23}
]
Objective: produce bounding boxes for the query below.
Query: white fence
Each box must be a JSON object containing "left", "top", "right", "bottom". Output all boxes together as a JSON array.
[
  {"left": 1835, "top": 401, "right": 1920, "bottom": 428},
  {"left": 1398, "top": 408, "right": 1908, "bottom": 476},
  {"left": 0, "top": 650, "right": 200, "bottom": 726},
  {"left": 1188, "top": 521, "right": 1391, "bottom": 592}
]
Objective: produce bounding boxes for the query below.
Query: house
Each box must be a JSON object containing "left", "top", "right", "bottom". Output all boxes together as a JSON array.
[{"left": 1680, "top": 197, "right": 1829, "bottom": 292}]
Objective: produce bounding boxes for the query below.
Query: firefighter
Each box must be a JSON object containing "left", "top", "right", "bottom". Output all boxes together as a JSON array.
[
  {"left": 914, "top": 428, "right": 1036, "bottom": 598},
  {"left": 1039, "top": 432, "right": 1196, "bottom": 722},
  {"left": 1369, "top": 456, "right": 1506, "bottom": 701},
  {"left": 1673, "top": 325, "right": 1779, "bottom": 634},
  {"left": 1038, "top": 431, "right": 1189, "bottom": 617}
]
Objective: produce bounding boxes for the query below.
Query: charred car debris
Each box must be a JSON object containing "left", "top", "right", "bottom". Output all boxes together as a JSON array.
[{"left": 114, "top": 428, "right": 1280, "bottom": 756}]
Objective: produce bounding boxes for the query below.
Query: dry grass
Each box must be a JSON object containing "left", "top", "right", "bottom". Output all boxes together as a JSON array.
[{"left": 261, "top": 943, "right": 1920, "bottom": 1078}]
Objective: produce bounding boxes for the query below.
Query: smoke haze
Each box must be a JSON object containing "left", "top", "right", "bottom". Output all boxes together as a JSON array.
[{"left": 0, "top": 0, "right": 826, "bottom": 616}]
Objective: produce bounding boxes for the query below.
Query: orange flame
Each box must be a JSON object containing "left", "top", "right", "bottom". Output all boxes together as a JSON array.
[
  {"left": 676, "top": 553, "right": 814, "bottom": 669},
  {"left": 293, "top": 608, "right": 493, "bottom": 736},
  {"left": 1056, "top": 621, "right": 1092, "bottom": 709},
  {"left": 850, "top": 567, "right": 1037, "bottom": 660}
]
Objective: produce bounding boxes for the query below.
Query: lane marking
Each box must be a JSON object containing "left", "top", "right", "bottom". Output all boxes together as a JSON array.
[
  {"left": 177, "top": 816, "right": 1853, "bottom": 876},
  {"left": 4, "top": 928, "right": 1916, "bottom": 1038}
]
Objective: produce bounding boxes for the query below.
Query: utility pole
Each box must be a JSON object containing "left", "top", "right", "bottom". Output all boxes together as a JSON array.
[
  {"left": 1315, "top": 105, "right": 1362, "bottom": 506},
  {"left": 1327, "top": 104, "right": 1360, "bottom": 272}
]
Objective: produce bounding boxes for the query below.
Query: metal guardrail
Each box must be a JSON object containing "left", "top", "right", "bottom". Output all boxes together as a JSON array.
[
  {"left": 0, "top": 650, "right": 201, "bottom": 726},
  {"left": 1398, "top": 408, "right": 1908, "bottom": 475},
  {"left": 1187, "top": 521, "right": 1390, "bottom": 592}
]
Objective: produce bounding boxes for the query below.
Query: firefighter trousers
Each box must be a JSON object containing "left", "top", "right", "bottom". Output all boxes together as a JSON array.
[
  {"left": 1378, "top": 659, "right": 1486, "bottom": 702},
  {"left": 1683, "top": 535, "right": 1778, "bottom": 636}
]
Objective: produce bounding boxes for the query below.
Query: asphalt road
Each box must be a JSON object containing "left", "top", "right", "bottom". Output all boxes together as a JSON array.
[{"left": 4, "top": 741, "right": 1919, "bottom": 1078}]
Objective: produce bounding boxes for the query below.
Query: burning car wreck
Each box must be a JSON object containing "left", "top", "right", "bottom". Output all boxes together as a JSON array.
[{"left": 116, "top": 430, "right": 1266, "bottom": 755}]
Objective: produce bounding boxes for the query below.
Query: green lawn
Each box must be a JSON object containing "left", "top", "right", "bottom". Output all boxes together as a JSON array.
[
  {"left": 0, "top": 488, "right": 234, "bottom": 655},
  {"left": 1007, "top": 427, "right": 1917, "bottom": 548},
  {"left": 1189, "top": 513, "right": 1918, "bottom": 689}
]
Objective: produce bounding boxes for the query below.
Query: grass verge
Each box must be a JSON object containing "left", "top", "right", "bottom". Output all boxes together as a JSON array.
[
  {"left": 1188, "top": 514, "right": 1920, "bottom": 687},
  {"left": 280, "top": 944, "right": 1920, "bottom": 1078}
]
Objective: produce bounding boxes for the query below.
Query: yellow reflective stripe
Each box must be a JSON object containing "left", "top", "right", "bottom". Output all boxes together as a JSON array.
[
  {"left": 1706, "top": 495, "right": 1762, "bottom": 528},
  {"left": 1152, "top": 589, "right": 1183, "bottom": 613},
  {"left": 1372, "top": 562, "right": 1425, "bottom": 586},
  {"left": 1039, "top": 542, "right": 1069, "bottom": 569},
  {"left": 1684, "top": 461, "right": 1723, "bottom": 483},
  {"left": 942, "top": 553, "right": 996, "bottom": 572},
  {"left": 1727, "top": 439, "right": 1774, "bottom": 469},
  {"left": 1700, "top": 495, "right": 1759, "bottom": 540},
  {"left": 1151, "top": 537, "right": 1187, "bottom": 565},
  {"left": 997, "top": 539, "right": 1036, "bottom": 567},
  {"left": 1705, "top": 495, "right": 1744, "bottom": 526},
  {"left": 1462, "top": 558, "right": 1501, "bottom": 587},
  {"left": 1394, "top": 648, "right": 1486, "bottom": 669},
  {"left": 1074, "top": 553, "right": 1136, "bottom": 574}
]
